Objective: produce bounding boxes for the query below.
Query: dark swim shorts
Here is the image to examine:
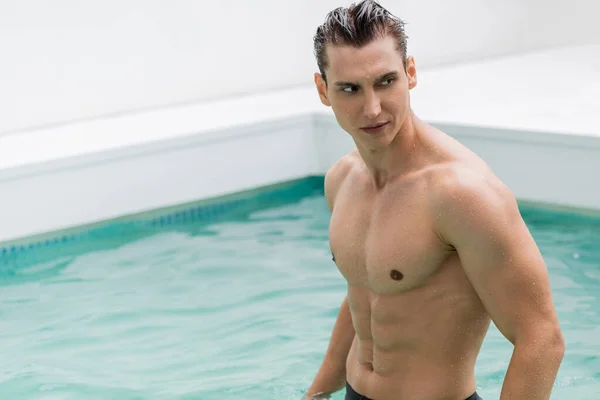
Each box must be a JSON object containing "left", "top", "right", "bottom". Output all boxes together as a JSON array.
[{"left": 345, "top": 381, "right": 483, "bottom": 400}]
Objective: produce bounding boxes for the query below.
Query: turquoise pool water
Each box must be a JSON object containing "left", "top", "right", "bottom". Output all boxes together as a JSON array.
[{"left": 0, "top": 178, "right": 598, "bottom": 399}]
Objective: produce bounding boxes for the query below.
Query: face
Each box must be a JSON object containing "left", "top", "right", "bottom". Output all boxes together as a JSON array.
[{"left": 314, "top": 35, "right": 417, "bottom": 148}]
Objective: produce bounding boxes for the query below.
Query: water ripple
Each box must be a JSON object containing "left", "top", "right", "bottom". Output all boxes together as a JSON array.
[{"left": 0, "top": 195, "right": 598, "bottom": 399}]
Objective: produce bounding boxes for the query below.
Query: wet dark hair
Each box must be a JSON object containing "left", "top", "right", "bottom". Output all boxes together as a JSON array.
[{"left": 313, "top": 0, "right": 408, "bottom": 83}]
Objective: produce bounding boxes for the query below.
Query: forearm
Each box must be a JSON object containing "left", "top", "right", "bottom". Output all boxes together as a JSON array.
[
  {"left": 304, "top": 363, "right": 346, "bottom": 399},
  {"left": 305, "top": 296, "right": 355, "bottom": 398},
  {"left": 500, "top": 335, "right": 565, "bottom": 400}
]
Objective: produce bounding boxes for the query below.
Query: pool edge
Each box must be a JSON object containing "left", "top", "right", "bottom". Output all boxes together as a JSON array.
[{"left": 0, "top": 176, "right": 325, "bottom": 257}]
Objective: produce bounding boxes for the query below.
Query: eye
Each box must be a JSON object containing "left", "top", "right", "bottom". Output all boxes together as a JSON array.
[
  {"left": 342, "top": 85, "right": 358, "bottom": 93},
  {"left": 380, "top": 78, "right": 395, "bottom": 86}
]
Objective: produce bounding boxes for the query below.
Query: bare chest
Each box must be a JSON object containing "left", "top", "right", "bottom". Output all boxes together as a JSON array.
[{"left": 329, "top": 186, "right": 451, "bottom": 295}]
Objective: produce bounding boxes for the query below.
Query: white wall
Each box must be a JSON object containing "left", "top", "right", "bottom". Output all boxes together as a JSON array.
[
  {"left": 398, "top": 0, "right": 600, "bottom": 68},
  {"left": 1, "top": 0, "right": 598, "bottom": 135},
  {"left": 525, "top": 0, "right": 600, "bottom": 49}
]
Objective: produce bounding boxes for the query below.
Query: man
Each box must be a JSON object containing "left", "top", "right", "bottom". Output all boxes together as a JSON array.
[{"left": 303, "top": 1, "right": 565, "bottom": 399}]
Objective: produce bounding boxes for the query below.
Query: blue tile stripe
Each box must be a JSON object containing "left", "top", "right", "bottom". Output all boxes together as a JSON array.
[{"left": 0, "top": 176, "right": 325, "bottom": 265}]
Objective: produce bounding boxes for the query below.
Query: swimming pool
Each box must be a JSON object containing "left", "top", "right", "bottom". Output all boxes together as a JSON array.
[{"left": 0, "top": 177, "right": 598, "bottom": 399}]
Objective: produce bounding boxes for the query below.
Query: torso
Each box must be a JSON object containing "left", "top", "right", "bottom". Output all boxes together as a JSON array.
[{"left": 329, "top": 127, "right": 493, "bottom": 399}]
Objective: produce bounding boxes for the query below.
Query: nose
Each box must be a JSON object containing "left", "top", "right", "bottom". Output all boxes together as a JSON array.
[{"left": 363, "top": 91, "right": 381, "bottom": 120}]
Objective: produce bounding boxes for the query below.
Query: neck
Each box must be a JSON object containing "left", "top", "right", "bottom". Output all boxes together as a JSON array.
[{"left": 357, "top": 110, "right": 420, "bottom": 189}]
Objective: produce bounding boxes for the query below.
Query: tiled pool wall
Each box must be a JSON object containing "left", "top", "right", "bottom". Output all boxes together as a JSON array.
[{"left": 0, "top": 176, "right": 325, "bottom": 269}]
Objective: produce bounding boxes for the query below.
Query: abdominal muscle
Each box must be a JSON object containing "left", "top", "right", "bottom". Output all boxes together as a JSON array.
[{"left": 344, "top": 286, "right": 490, "bottom": 400}]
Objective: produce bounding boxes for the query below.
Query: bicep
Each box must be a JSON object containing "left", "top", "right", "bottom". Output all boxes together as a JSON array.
[{"left": 438, "top": 178, "right": 559, "bottom": 344}]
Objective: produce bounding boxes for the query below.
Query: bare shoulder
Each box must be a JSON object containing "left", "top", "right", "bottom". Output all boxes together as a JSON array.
[
  {"left": 324, "top": 151, "right": 358, "bottom": 212},
  {"left": 436, "top": 161, "right": 513, "bottom": 199},
  {"left": 428, "top": 161, "right": 520, "bottom": 240}
]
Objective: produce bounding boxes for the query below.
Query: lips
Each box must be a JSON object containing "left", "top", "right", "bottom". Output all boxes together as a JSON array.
[
  {"left": 360, "top": 122, "right": 389, "bottom": 134},
  {"left": 363, "top": 122, "right": 387, "bottom": 129}
]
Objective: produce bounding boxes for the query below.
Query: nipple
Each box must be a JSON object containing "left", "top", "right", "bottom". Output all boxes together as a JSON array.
[{"left": 390, "top": 269, "right": 404, "bottom": 281}]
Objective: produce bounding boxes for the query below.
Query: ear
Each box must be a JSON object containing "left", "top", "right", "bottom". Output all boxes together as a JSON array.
[
  {"left": 406, "top": 56, "right": 417, "bottom": 90},
  {"left": 314, "top": 72, "right": 331, "bottom": 107}
]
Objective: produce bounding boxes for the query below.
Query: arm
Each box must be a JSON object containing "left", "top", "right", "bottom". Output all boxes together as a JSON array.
[
  {"left": 304, "top": 296, "right": 355, "bottom": 399},
  {"left": 435, "top": 169, "right": 565, "bottom": 400},
  {"left": 304, "top": 158, "right": 355, "bottom": 399}
]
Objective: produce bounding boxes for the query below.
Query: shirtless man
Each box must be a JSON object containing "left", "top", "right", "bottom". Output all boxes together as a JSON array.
[{"left": 303, "top": 1, "right": 565, "bottom": 399}]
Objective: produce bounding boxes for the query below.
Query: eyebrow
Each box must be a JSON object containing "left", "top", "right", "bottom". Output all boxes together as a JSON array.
[{"left": 334, "top": 71, "right": 399, "bottom": 87}]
